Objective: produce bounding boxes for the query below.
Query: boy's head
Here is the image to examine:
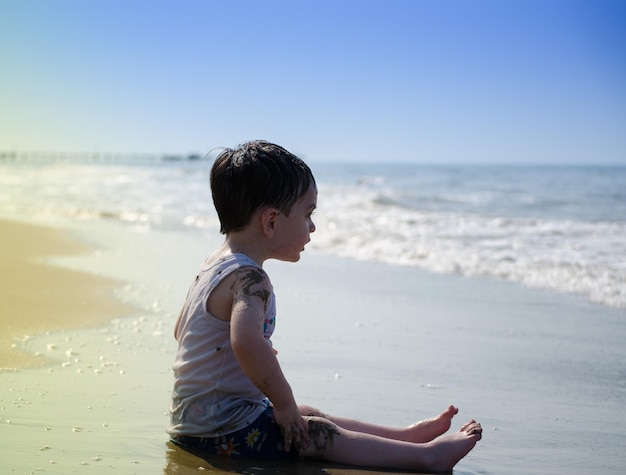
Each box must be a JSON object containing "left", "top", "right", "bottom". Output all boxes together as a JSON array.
[{"left": 210, "top": 140, "right": 316, "bottom": 234}]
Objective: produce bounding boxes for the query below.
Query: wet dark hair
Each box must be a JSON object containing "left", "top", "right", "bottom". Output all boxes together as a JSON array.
[{"left": 210, "top": 140, "right": 316, "bottom": 234}]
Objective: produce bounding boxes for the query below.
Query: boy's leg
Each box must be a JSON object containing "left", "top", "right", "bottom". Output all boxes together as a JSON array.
[
  {"left": 299, "top": 404, "right": 459, "bottom": 443},
  {"left": 298, "top": 416, "right": 482, "bottom": 472}
]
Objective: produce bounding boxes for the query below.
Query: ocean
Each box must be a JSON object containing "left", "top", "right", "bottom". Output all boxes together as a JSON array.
[
  {"left": 2, "top": 156, "right": 626, "bottom": 474},
  {"left": 1, "top": 157, "right": 624, "bottom": 310}
]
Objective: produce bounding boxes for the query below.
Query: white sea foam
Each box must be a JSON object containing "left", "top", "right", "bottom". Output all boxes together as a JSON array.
[
  {"left": 1, "top": 159, "right": 624, "bottom": 309},
  {"left": 312, "top": 181, "right": 626, "bottom": 308}
]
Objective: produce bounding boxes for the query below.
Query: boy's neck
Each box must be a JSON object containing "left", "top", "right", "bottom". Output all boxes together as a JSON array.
[
  {"left": 222, "top": 232, "right": 267, "bottom": 267},
  {"left": 219, "top": 206, "right": 279, "bottom": 266}
]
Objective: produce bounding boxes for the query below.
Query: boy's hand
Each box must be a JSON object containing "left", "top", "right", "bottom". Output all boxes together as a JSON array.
[{"left": 272, "top": 403, "right": 309, "bottom": 452}]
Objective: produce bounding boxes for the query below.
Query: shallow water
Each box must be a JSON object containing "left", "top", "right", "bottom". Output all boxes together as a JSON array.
[{"left": 2, "top": 215, "right": 625, "bottom": 473}]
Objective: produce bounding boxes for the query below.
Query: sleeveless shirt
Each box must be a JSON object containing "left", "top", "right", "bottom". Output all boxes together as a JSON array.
[{"left": 167, "top": 253, "right": 276, "bottom": 438}]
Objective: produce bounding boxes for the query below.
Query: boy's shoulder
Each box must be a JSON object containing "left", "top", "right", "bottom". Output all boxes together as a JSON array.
[
  {"left": 205, "top": 252, "right": 271, "bottom": 294},
  {"left": 231, "top": 264, "right": 272, "bottom": 297},
  {"left": 204, "top": 255, "right": 271, "bottom": 321}
]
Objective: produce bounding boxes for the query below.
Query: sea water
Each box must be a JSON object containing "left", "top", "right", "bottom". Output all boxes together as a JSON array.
[
  {"left": 1, "top": 157, "right": 626, "bottom": 474},
  {"left": 1, "top": 158, "right": 624, "bottom": 309}
]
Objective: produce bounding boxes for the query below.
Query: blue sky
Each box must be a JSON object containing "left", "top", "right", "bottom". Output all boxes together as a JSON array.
[{"left": 1, "top": 0, "right": 625, "bottom": 164}]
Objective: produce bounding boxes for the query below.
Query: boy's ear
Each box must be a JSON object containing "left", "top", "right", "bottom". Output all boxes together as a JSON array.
[{"left": 260, "top": 207, "right": 280, "bottom": 237}]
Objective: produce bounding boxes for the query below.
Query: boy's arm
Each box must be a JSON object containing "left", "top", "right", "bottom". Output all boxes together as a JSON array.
[{"left": 229, "top": 267, "right": 309, "bottom": 451}]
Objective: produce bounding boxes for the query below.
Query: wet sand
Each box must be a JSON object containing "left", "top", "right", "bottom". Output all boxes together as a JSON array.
[
  {"left": 0, "top": 218, "right": 135, "bottom": 369},
  {"left": 1, "top": 217, "right": 625, "bottom": 474}
]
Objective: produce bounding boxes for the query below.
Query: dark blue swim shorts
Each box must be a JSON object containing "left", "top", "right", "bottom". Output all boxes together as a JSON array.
[{"left": 171, "top": 401, "right": 298, "bottom": 459}]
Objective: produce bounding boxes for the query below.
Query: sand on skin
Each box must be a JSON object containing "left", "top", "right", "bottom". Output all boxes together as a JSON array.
[{"left": 0, "top": 218, "right": 136, "bottom": 370}]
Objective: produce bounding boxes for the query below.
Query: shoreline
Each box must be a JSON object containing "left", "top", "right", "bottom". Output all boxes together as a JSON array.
[
  {"left": 1, "top": 216, "right": 625, "bottom": 474},
  {"left": 0, "top": 218, "right": 136, "bottom": 370}
]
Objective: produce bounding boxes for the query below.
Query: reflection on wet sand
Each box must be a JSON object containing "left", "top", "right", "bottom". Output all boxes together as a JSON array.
[{"left": 163, "top": 441, "right": 427, "bottom": 475}]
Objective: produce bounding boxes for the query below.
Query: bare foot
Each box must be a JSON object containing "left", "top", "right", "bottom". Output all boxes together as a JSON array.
[
  {"left": 424, "top": 420, "right": 482, "bottom": 472},
  {"left": 405, "top": 405, "right": 459, "bottom": 443}
]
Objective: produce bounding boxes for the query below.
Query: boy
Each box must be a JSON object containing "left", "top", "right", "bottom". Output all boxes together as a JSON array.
[{"left": 168, "top": 140, "right": 482, "bottom": 471}]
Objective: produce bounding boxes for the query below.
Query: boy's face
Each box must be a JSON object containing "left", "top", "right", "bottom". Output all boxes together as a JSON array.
[{"left": 272, "top": 184, "right": 317, "bottom": 262}]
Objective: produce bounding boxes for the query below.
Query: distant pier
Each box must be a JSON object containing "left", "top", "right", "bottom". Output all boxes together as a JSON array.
[{"left": 0, "top": 151, "right": 203, "bottom": 163}]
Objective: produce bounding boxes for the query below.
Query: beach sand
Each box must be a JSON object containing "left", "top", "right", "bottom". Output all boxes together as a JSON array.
[
  {"left": 0, "top": 219, "right": 136, "bottom": 370},
  {"left": 1, "top": 217, "right": 625, "bottom": 474}
]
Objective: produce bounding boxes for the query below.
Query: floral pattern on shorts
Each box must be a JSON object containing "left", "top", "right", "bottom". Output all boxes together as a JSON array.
[{"left": 172, "top": 401, "right": 297, "bottom": 459}]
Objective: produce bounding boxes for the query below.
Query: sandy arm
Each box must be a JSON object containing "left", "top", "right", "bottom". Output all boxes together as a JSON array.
[{"left": 229, "top": 267, "right": 309, "bottom": 451}]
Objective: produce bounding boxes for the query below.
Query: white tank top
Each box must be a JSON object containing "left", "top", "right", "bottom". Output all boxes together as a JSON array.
[{"left": 168, "top": 253, "right": 276, "bottom": 438}]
